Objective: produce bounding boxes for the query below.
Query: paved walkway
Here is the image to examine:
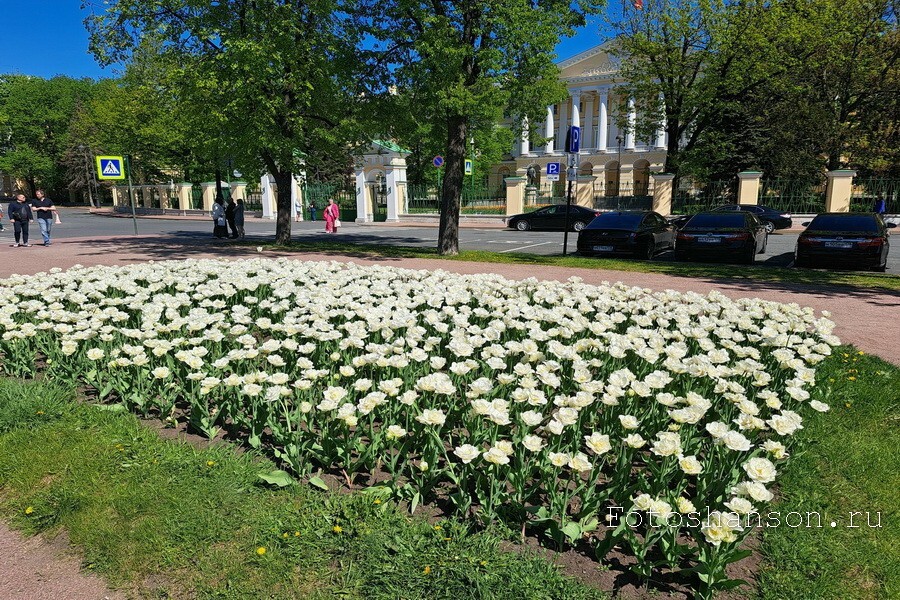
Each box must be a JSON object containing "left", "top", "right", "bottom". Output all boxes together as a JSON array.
[{"left": 2, "top": 234, "right": 898, "bottom": 364}]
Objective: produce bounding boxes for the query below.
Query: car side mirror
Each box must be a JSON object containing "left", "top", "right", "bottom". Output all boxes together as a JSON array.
[
  {"left": 887, "top": 222, "right": 897, "bottom": 229},
  {"left": 802, "top": 222, "right": 811, "bottom": 226}
]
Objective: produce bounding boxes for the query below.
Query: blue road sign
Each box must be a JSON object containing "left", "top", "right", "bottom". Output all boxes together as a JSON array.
[
  {"left": 546, "top": 162, "right": 561, "bottom": 181},
  {"left": 96, "top": 155, "right": 126, "bottom": 180},
  {"left": 566, "top": 126, "right": 581, "bottom": 153},
  {"left": 433, "top": 156, "right": 444, "bottom": 168}
]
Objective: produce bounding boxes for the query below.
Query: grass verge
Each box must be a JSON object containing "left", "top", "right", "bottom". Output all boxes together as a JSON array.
[
  {"left": 755, "top": 348, "right": 900, "bottom": 599},
  {"left": 0, "top": 378, "right": 604, "bottom": 600},
  {"left": 263, "top": 240, "right": 900, "bottom": 292}
]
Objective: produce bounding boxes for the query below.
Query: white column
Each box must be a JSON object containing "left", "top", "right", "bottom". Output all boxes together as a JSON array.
[
  {"left": 385, "top": 164, "right": 402, "bottom": 222},
  {"left": 520, "top": 117, "right": 531, "bottom": 156},
  {"left": 354, "top": 168, "right": 369, "bottom": 223},
  {"left": 625, "top": 96, "right": 636, "bottom": 150},
  {"left": 583, "top": 94, "right": 594, "bottom": 151},
  {"left": 597, "top": 86, "right": 609, "bottom": 153},
  {"left": 544, "top": 105, "right": 555, "bottom": 154},
  {"left": 260, "top": 174, "right": 276, "bottom": 219},
  {"left": 557, "top": 97, "right": 569, "bottom": 147},
  {"left": 655, "top": 93, "right": 667, "bottom": 149}
]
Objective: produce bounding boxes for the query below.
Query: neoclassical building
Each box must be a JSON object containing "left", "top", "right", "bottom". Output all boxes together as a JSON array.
[{"left": 491, "top": 44, "right": 667, "bottom": 202}]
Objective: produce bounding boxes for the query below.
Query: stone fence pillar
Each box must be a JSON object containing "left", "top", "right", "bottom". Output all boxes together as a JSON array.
[
  {"left": 505, "top": 177, "right": 526, "bottom": 217},
  {"left": 156, "top": 185, "right": 171, "bottom": 209},
  {"left": 201, "top": 182, "right": 217, "bottom": 213},
  {"left": 177, "top": 183, "right": 193, "bottom": 211},
  {"left": 355, "top": 170, "right": 370, "bottom": 222},
  {"left": 230, "top": 180, "right": 247, "bottom": 202},
  {"left": 825, "top": 170, "right": 856, "bottom": 213},
  {"left": 651, "top": 173, "right": 676, "bottom": 215},
  {"left": 737, "top": 171, "right": 762, "bottom": 205},
  {"left": 576, "top": 176, "right": 595, "bottom": 208}
]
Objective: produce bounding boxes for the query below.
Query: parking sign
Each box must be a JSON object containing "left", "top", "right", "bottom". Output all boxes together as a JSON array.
[{"left": 546, "top": 162, "right": 561, "bottom": 182}]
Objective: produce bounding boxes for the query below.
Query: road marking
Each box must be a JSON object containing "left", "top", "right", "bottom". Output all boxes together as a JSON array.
[
  {"left": 485, "top": 240, "right": 533, "bottom": 244},
  {"left": 499, "top": 241, "right": 554, "bottom": 253}
]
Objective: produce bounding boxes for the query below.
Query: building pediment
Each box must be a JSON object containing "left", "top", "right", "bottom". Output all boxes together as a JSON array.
[{"left": 557, "top": 44, "right": 621, "bottom": 80}]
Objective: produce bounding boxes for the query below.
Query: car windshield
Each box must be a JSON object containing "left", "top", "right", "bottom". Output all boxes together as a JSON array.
[
  {"left": 588, "top": 212, "right": 644, "bottom": 229},
  {"left": 685, "top": 213, "right": 746, "bottom": 228},
  {"left": 806, "top": 215, "right": 879, "bottom": 233}
]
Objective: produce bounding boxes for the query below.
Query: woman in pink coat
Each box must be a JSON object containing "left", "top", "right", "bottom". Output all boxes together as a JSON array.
[{"left": 324, "top": 198, "right": 340, "bottom": 233}]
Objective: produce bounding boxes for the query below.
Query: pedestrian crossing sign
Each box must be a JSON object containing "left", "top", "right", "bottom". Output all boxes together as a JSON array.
[{"left": 96, "top": 155, "right": 126, "bottom": 180}]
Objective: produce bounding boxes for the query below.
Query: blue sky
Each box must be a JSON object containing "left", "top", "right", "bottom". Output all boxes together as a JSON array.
[{"left": 0, "top": 1, "right": 608, "bottom": 79}]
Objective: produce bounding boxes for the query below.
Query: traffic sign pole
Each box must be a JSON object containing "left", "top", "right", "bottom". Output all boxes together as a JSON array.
[
  {"left": 562, "top": 126, "right": 581, "bottom": 256},
  {"left": 125, "top": 155, "right": 139, "bottom": 236}
]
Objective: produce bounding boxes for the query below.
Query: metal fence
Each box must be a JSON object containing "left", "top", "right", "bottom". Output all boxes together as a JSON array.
[
  {"left": 592, "top": 179, "right": 654, "bottom": 211},
  {"left": 672, "top": 179, "right": 736, "bottom": 214},
  {"left": 526, "top": 183, "right": 565, "bottom": 209},
  {"left": 406, "top": 184, "right": 505, "bottom": 215},
  {"left": 850, "top": 178, "right": 900, "bottom": 213},
  {"left": 305, "top": 181, "right": 358, "bottom": 221},
  {"left": 758, "top": 179, "right": 826, "bottom": 214}
]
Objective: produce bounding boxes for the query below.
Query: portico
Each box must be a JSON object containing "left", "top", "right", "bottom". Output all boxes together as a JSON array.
[{"left": 493, "top": 45, "right": 666, "bottom": 194}]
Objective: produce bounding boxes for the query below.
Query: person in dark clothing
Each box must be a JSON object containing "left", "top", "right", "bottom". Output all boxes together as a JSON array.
[
  {"left": 8, "top": 193, "right": 34, "bottom": 247},
  {"left": 873, "top": 197, "right": 887, "bottom": 215},
  {"left": 225, "top": 198, "right": 238, "bottom": 239},
  {"left": 234, "top": 198, "right": 245, "bottom": 239},
  {"left": 211, "top": 197, "right": 227, "bottom": 238},
  {"left": 31, "top": 189, "right": 57, "bottom": 246},
  {"left": 309, "top": 202, "right": 317, "bottom": 221}
]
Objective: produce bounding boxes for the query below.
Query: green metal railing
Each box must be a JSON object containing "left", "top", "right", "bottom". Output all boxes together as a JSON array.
[
  {"left": 305, "top": 181, "right": 358, "bottom": 222},
  {"left": 758, "top": 179, "right": 825, "bottom": 214},
  {"left": 672, "top": 180, "right": 735, "bottom": 214},
  {"left": 850, "top": 178, "right": 900, "bottom": 213},
  {"left": 592, "top": 179, "right": 654, "bottom": 211},
  {"left": 406, "top": 184, "right": 505, "bottom": 214}
]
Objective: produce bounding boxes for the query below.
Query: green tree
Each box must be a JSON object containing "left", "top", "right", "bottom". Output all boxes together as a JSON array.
[
  {"left": 365, "top": 0, "right": 602, "bottom": 254},
  {"left": 0, "top": 75, "right": 95, "bottom": 197},
  {"left": 86, "top": 0, "right": 368, "bottom": 243}
]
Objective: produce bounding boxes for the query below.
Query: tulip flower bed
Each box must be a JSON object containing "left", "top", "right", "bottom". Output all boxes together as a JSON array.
[{"left": 0, "top": 259, "right": 839, "bottom": 596}]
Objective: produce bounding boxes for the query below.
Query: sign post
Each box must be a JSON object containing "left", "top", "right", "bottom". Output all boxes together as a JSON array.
[
  {"left": 562, "top": 126, "right": 581, "bottom": 256},
  {"left": 546, "top": 162, "right": 561, "bottom": 182},
  {"left": 124, "top": 155, "right": 138, "bottom": 235},
  {"left": 97, "top": 155, "right": 138, "bottom": 235}
]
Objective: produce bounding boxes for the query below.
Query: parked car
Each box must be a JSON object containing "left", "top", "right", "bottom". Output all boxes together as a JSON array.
[
  {"left": 796, "top": 212, "right": 895, "bottom": 272},
  {"left": 674, "top": 211, "right": 768, "bottom": 264},
  {"left": 668, "top": 204, "right": 792, "bottom": 233},
  {"left": 711, "top": 204, "right": 792, "bottom": 233},
  {"left": 577, "top": 210, "right": 675, "bottom": 260},
  {"left": 506, "top": 204, "right": 602, "bottom": 232}
]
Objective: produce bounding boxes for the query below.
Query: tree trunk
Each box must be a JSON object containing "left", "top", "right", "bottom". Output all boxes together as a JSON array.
[
  {"left": 438, "top": 115, "right": 467, "bottom": 255},
  {"left": 664, "top": 122, "right": 681, "bottom": 175},
  {"left": 273, "top": 170, "right": 293, "bottom": 245},
  {"left": 215, "top": 167, "right": 224, "bottom": 202}
]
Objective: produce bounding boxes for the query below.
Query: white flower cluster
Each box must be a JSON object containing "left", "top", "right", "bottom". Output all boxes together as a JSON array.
[{"left": 0, "top": 258, "right": 839, "bottom": 554}]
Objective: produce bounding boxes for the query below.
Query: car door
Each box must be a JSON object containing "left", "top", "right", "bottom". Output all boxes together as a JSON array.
[
  {"left": 748, "top": 214, "right": 766, "bottom": 251},
  {"left": 651, "top": 212, "right": 675, "bottom": 249},
  {"left": 528, "top": 207, "right": 554, "bottom": 229}
]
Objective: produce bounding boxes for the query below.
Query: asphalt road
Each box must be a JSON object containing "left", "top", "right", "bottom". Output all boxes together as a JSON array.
[{"left": 6, "top": 208, "right": 898, "bottom": 273}]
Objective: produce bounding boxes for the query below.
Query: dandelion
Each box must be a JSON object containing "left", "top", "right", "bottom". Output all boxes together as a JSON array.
[{"left": 256, "top": 546, "right": 267, "bottom": 555}]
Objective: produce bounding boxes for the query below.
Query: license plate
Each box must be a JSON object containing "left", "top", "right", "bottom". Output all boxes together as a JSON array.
[
  {"left": 697, "top": 237, "right": 720, "bottom": 244},
  {"left": 824, "top": 241, "right": 852, "bottom": 249},
  {"left": 592, "top": 245, "right": 615, "bottom": 252}
]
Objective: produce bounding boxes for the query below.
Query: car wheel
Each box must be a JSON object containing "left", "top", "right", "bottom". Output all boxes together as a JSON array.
[
  {"left": 516, "top": 220, "right": 530, "bottom": 231},
  {"left": 742, "top": 248, "right": 756, "bottom": 265},
  {"left": 764, "top": 221, "right": 775, "bottom": 234},
  {"left": 636, "top": 241, "right": 654, "bottom": 261},
  {"left": 759, "top": 235, "right": 767, "bottom": 254},
  {"left": 572, "top": 220, "right": 586, "bottom": 232},
  {"left": 873, "top": 263, "right": 887, "bottom": 273}
]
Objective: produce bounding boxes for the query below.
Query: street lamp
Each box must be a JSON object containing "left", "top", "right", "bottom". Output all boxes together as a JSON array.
[{"left": 615, "top": 134, "right": 623, "bottom": 199}]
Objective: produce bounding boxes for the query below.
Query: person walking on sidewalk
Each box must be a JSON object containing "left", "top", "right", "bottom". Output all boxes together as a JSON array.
[
  {"left": 211, "top": 197, "right": 227, "bottom": 238},
  {"left": 324, "top": 198, "right": 340, "bottom": 233},
  {"left": 234, "top": 198, "right": 245, "bottom": 239},
  {"left": 225, "top": 197, "right": 238, "bottom": 239},
  {"left": 309, "top": 202, "right": 317, "bottom": 221},
  {"left": 31, "top": 189, "right": 57, "bottom": 246},
  {"left": 8, "top": 193, "right": 34, "bottom": 247}
]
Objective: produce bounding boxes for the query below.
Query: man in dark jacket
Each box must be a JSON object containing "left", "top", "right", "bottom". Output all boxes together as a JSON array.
[
  {"left": 31, "top": 189, "right": 57, "bottom": 246},
  {"left": 8, "top": 193, "right": 34, "bottom": 247}
]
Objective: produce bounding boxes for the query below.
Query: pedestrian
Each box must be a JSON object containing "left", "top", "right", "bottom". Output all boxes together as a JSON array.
[
  {"left": 211, "top": 197, "right": 227, "bottom": 238},
  {"left": 234, "top": 198, "right": 245, "bottom": 239},
  {"left": 309, "top": 202, "right": 317, "bottom": 221},
  {"left": 8, "top": 193, "right": 34, "bottom": 247},
  {"left": 324, "top": 198, "right": 340, "bottom": 233},
  {"left": 0, "top": 201, "right": 5, "bottom": 231},
  {"left": 225, "top": 197, "right": 238, "bottom": 239},
  {"left": 294, "top": 198, "right": 302, "bottom": 222},
  {"left": 31, "top": 189, "right": 57, "bottom": 246},
  {"left": 873, "top": 196, "right": 887, "bottom": 215}
]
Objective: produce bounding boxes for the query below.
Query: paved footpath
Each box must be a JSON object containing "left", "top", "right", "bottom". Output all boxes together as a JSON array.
[{"left": 1, "top": 234, "right": 897, "bottom": 365}]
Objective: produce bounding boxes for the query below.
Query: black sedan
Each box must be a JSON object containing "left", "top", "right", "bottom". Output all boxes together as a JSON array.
[
  {"left": 669, "top": 204, "right": 792, "bottom": 233},
  {"left": 675, "top": 211, "right": 768, "bottom": 264},
  {"left": 796, "top": 213, "right": 895, "bottom": 272},
  {"left": 577, "top": 211, "right": 675, "bottom": 260},
  {"left": 506, "top": 204, "right": 602, "bottom": 232}
]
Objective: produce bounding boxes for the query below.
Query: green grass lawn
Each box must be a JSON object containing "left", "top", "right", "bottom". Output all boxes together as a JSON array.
[
  {"left": 0, "top": 378, "right": 604, "bottom": 600},
  {"left": 266, "top": 240, "right": 900, "bottom": 292},
  {"left": 754, "top": 348, "right": 900, "bottom": 599},
  {"left": 0, "top": 346, "right": 897, "bottom": 599}
]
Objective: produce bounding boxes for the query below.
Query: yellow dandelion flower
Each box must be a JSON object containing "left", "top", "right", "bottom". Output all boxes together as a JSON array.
[
  {"left": 433, "top": 525, "right": 442, "bottom": 531},
  {"left": 282, "top": 532, "right": 289, "bottom": 539},
  {"left": 423, "top": 565, "right": 431, "bottom": 575},
  {"left": 206, "top": 460, "right": 216, "bottom": 467},
  {"left": 373, "top": 498, "right": 382, "bottom": 505},
  {"left": 256, "top": 547, "right": 266, "bottom": 556},
  {"left": 25, "top": 506, "right": 34, "bottom": 515},
  {"left": 333, "top": 525, "right": 343, "bottom": 534},
  {"left": 480, "top": 560, "right": 488, "bottom": 566},
  {"left": 36, "top": 411, "right": 44, "bottom": 415},
  {"left": 294, "top": 531, "right": 301, "bottom": 537},
  {"left": 848, "top": 376, "right": 856, "bottom": 381}
]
